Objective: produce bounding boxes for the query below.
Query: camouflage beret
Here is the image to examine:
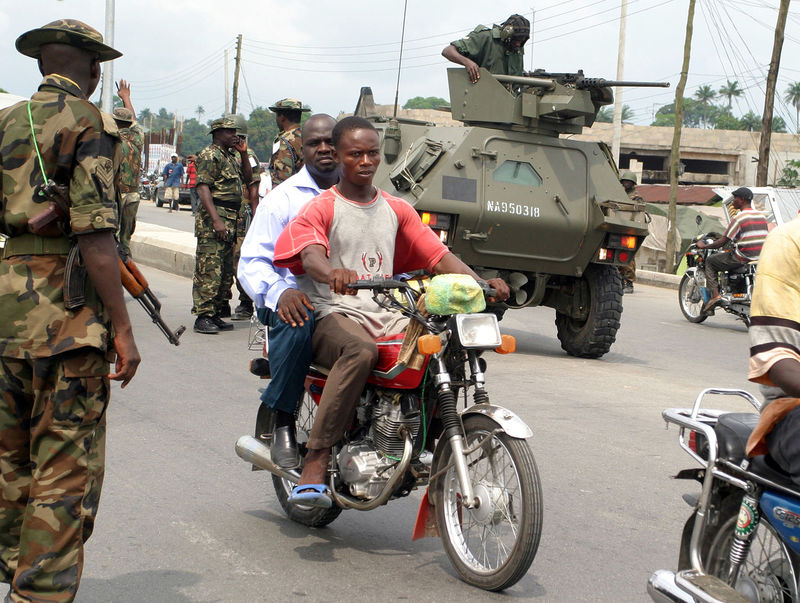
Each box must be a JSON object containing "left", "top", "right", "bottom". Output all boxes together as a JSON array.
[
  {"left": 269, "top": 98, "right": 309, "bottom": 113},
  {"left": 112, "top": 107, "right": 133, "bottom": 123},
  {"left": 208, "top": 115, "right": 237, "bottom": 134},
  {"left": 16, "top": 19, "right": 122, "bottom": 61}
]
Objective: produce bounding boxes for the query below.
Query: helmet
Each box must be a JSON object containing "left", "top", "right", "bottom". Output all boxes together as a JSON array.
[
  {"left": 619, "top": 170, "right": 638, "bottom": 184},
  {"left": 233, "top": 114, "right": 248, "bottom": 136}
]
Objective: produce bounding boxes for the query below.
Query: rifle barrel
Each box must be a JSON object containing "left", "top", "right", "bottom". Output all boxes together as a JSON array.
[
  {"left": 579, "top": 79, "right": 670, "bottom": 88},
  {"left": 492, "top": 74, "right": 556, "bottom": 89}
]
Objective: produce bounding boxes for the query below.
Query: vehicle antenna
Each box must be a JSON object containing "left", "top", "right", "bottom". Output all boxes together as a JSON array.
[{"left": 392, "top": 0, "right": 409, "bottom": 118}]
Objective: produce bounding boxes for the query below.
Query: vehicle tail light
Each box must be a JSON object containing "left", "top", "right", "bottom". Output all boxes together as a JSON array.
[
  {"left": 598, "top": 247, "right": 614, "bottom": 261},
  {"left": 419, "top": 212, "right": 454, "bottom": 245},
  {"left": 688, "top": 430, "right": 699, "bottom": 453},
  {"left": 618, "top": 251, "right": 630, "bottom": 263}
]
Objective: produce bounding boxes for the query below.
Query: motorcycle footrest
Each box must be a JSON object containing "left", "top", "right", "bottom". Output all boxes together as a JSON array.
[{"left": 675, "top": 569, "right": 750, "bottom": 603}]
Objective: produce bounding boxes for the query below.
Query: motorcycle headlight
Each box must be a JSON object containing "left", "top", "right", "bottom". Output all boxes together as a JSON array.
[{"left": 454, "top": 314, "right": 502, "bottom": 349}]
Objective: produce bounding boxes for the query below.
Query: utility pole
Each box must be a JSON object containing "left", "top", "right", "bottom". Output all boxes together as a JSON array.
[
  {"left": 757, "top": 0, "right": 790, "bottom": 186},
  {"left": 100, "top": 0, "right": 115, "bottom": 111},
  {"left": 224, "top": 49, "right": 230, "bottom": 114},
  {"left": 665, "top": 0, "right": 696, "bottom": 274},
  {"left": 529, "top": 8, "right": 535, "bottom": 72},
  {"left": 232, "top": 34, "right": 242, "bottom": 114},
  {"left": 611, "top": 0, "right": 627, "bottom": 166}
]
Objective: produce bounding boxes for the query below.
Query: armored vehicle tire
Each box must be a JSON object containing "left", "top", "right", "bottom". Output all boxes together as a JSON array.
[
  {"left": 555, "top": 264, "right": 622, "bottom": 358},
  {"left": 260, "top": 396, "right": 343, "bottom": 528},
  {"left": 678, "top": 273, "right": 707, "bottom": 324}
]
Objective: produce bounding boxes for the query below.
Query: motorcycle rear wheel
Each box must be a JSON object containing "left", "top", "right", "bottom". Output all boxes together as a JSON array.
[
  {"left": 433, "top": 415, "right": 542, "bottom": 591},
  {"left": 679, "top": 273, "right": 708, "bottom": 323},
  {"left": 705, "top": 512, "right": 799, "bottom": 602},
  {"left": 267, "top": 393, "right": 343, "bottom": 527}
]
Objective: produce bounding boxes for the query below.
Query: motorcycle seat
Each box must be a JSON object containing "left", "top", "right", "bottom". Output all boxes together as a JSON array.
[
  {"left": 715, "top": 413, "right": 759, "bottom": 463},
  {"left": 749, "top": 454, "right": 800, "bottom": 493}
]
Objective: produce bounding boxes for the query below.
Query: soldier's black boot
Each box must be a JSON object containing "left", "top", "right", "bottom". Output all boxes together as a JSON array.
[
  {"left": 194, "top": 316, "right": 219, "bottom": 334},
  {"left": 231, "top": 302, "right": 253, "bottom": 321},
  {"left": 211, "top": 315, "right": 234, "bottom": 331}
]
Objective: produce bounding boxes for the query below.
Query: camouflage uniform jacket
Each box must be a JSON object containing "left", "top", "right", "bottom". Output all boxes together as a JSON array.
[
  {"left": 117, "top": 122, "right": 144, "bottom": 193},
  {"left": 450, "top": 25, "right": 524, "bottom": 76},
  {"left": 269, "top": 125, "right": 303, "bottom": 187},
  {"left": 196, "top": 142, "right": 244, "bottom": 202},
  {"left": 0, "top": 74, "right": 120, "bottom": 359}
]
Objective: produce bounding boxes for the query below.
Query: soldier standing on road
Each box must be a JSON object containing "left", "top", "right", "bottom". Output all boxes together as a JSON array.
[
  {"left": 0, "top": 19, "right": 140, "bottom": 602},
  {"left": 192, "top": 115, "right": 252, "bottom": 334},
  {"left": 231, "top": 114, "right": 261, "bottom": 321},
  {"left": 112, "top": 79, "right": 144, "bottom": 259},
  {"left": 442, "top": 14, "right": 530, "bottom": 84},
  {"left": 268, "top": 98, "right": 308, "bottom": 187},
  {"left": 618, "top": 170, "right": 644, "bottom": 294}
]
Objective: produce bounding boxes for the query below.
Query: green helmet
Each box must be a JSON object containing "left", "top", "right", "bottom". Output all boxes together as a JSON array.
[
  {"left": 233, "top": 114, "right": 248, "bottom": 136},
  {"left": 619, "top": 170, "right": 637, "bottom": 184}
]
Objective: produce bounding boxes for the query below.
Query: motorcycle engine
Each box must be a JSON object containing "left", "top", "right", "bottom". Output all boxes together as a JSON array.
[{"left": 337, "top": 392, "right": 421, "bottom": 499}]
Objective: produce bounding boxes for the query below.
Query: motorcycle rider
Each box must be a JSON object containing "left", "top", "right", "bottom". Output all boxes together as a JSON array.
[
  {"left": 696, "top": 187, "right": 767, "bottom": 312},
  {"left": 273, "top": 116, "right": 510, "bottom": 508},
  {"left": 238, "top": 114, "right": 339, "bottom": 469}
]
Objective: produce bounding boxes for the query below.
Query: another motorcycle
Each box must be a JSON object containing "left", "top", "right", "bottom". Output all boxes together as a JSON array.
[
  {"left": 648, "top": 388, "right": 800, "bottom": 603},
  {"left": 678, "top": 230, "right": 755, "bottom": 326},
  {"left": 235, "top": 277, "right": 543, "bottom": 591}
]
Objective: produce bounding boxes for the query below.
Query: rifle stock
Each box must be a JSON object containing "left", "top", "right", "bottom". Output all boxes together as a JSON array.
[{"left": 118, "top": 256, "right": 185, "bottom": 346}]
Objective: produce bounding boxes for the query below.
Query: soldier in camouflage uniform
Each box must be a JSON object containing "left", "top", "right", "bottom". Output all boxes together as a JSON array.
[
  {"left": 111, "top": 79, "right": 144, "bottom": 259},
  {"left": 231, "top": 114, "right": 261, "bottom": 321},
  {"left": 618, "top": 170, "right": 644, "bottom": 294},
  {"left": 192, "top": 115, "right": 252, "bottom": 334},
  {"left": 268, "top": 98, "right": 308, "bottom": 187},
  {"left": 0, "top": 20, "right": 140, "bottom": 602}
]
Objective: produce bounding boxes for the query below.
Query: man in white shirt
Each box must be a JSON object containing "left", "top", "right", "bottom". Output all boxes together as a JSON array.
[{"left": 238, "top": 114, "right": 338, "bottom": 468}]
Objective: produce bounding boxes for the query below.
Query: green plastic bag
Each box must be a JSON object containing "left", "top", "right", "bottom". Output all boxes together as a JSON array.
[{"left": 425, "top": 274, "right": 486, "bottom": 315}]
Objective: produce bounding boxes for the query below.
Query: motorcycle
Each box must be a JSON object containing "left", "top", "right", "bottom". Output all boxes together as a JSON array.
[
  {"left": 678, "top": 230, "right": 755, "bottom": 327},
  {"left": 235, "top": 277, "right": 543, "bottom": 591},
  {"left": 649, "top": 388, "right": 800, "bottom": 603}
]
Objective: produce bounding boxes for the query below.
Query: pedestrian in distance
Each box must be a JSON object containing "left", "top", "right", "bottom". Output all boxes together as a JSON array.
[
  {"left": 0, "top": 18, "right": 140, "bottom": 602},
  {"left": 162, "top": 152, "right": 184, "bottom": 213}
]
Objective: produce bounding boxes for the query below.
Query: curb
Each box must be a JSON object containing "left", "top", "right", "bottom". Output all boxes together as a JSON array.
[{"left": 129, "top": 222, "right": 684, "bottom": 290}]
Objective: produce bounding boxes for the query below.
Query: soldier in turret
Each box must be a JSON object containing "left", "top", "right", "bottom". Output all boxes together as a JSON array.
[
  {"left": 618, "top": 170, "right": 643, "bottom": 293},
  {"left": 442, "top": 14, "right": 530, "bottom": 84}
]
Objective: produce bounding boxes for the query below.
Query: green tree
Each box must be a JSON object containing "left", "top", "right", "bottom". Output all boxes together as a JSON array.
[
  {"left": 246, "top": 106, "right": 278, "bottom": 164},
  {"left": 740, "top": 110, "right": 761, "bottom": 131},
  {"left": 778, "top": 159, "right": 800, "bottom": 187},
  {"left": 694, "top": 85, "right": 716, "bottom": 127},
  {"left": 403, "top": 96, "right": 450, "bottom": 110},
  {"left": 772, "top": 115, "right": 787, "bottom": 133},
  {"left": 0, "top": 88, "right": 7, "bottom": 93},
  {"left": 652, "top": 98, "right": 704, "bottom": 128},
  {"left": 196, "top": 105, "right": 205, "bottom": 121},
  {"left": 718, "top": 80, "right": 743, "bottom": 109},
  {"left": 596, "top": 105, "right": 634, "bottom": 123},
  {"left": 715, "top": 111, "right": 744, "bottom": 131},
  {"left": 179, "top": 117, "right": 209, "bottom": 156},
  {"left": 784, "top": 81, "right": 800, "bottom": 133}
]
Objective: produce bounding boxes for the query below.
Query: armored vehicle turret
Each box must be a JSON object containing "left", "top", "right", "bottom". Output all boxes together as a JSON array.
[{"left": 362, "top": 68, "right": 669, "bottom": 358}]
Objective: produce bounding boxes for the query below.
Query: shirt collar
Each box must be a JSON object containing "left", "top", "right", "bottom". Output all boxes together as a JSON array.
[{"left": 38, "top": 74, "right": 86, "bottom": 99}]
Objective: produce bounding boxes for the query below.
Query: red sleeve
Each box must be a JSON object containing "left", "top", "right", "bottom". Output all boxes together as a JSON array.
[
  {"left": 274, "top": 191, "right": 335, "bottom": 274},
  {"left": 385, "top": 194, "right": 450, "bottom": 273}
]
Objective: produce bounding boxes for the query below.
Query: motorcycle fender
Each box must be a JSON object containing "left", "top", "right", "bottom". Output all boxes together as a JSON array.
[
  {"left": 685, "top": 266, "right": 697, "bottom": 277},
  {"left": 412, "top": 487, "right": 439, "bottom": 541},
  {"left": 674, "top": 468, "right": 704, "bottom": 483},
  {"left": 462, "top": 404, "right": 533, "bottom": 440}
]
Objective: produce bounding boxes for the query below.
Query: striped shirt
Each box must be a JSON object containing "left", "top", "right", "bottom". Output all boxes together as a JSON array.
[{"left": 724, "top": 207, "right": 768, "bottom": 261}]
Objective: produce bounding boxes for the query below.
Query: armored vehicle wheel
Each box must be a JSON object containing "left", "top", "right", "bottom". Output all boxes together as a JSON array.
[
  {"left": 258, "top": 395, "right": 343, "bottom": 528},
  {"left": 555, "top": 264, "right": 622, "bottom": 358}
]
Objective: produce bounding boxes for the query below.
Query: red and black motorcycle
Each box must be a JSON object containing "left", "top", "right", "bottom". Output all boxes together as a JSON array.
[{"left": 236, "top": 277, "right": 542, "bottom": 591}]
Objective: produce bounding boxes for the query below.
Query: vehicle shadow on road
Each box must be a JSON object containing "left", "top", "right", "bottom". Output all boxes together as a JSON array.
[
  {"left": 77, "top": 569, "right": 200, "bottom": 602},
  {"left": 500, "top": 327, "right": 651, "bottom": 366}
]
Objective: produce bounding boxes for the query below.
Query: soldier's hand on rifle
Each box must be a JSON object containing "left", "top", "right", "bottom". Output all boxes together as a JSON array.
[
  {"left": 277, "top": 288, "right": 315, "bottom": 327},
  {"left": 109, "top": 327, "right": 140, "bottom": 388}
]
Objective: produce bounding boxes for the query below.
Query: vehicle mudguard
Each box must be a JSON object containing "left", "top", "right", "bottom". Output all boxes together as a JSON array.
[{"left": 461, "top": 403, "right": 533, "bottom": 440}]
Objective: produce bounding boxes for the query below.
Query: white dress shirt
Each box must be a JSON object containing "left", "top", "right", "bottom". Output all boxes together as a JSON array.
[{"left": 238, "top": 165, "right": 325, "bottom": 311}]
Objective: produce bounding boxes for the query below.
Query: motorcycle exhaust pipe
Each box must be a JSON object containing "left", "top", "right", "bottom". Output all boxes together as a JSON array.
[
  {"left": 647, "top": 570, "right": 698, "bottom": 603},
  {"left": 235, "top": 435, "right": 299, "bottom": 484}
]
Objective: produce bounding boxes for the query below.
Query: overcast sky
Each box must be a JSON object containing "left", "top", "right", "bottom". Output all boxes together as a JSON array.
[{"left": 2, "top": 0, "right": 799, "bottom": 128}]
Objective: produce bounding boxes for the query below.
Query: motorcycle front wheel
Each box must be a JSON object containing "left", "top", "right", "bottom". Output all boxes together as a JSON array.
[
  {"left": 267, "top": 392, "right": 343, "bottom": 528},
  {"left": 679, "top": 273, "right": 708, "bottom": 323},
  {"left": 706, "top": 513, "right": 799, "bottom": 602},
  {"left": 433, "top": 414, "right": 543, "bottom": 591}
]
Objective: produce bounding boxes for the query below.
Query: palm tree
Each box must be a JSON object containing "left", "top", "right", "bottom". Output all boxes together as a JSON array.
[
  {"left": 741, "top": 110, "right": 761, "bottom": 132},
  {"left": 595, "top": 104, "right": 634, "bottom": 124},
  {"left": 718, "top": 80, "right": 743, "bottom": 109},
  {"left": 694, "top": 85, "right": 716, "bottom": 128},
  {"left": 196, "top": 105, "right": 205, "bottom": 121},
  {"left": 784, "top": 82, "right": 800, "bottom": 133}
]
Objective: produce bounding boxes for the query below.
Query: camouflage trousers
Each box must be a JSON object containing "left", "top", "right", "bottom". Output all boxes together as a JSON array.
[
  {"left": 117, "top": 192, "right": 141, "bottom": 259},
  {"left": 0, "top": 350, "right": 109, "bottom": 603},
  {"left": 233, "top": 201, "right": 253, "bottom": 308},
  {"left": 191, "top": 204, "right": 241, "bottom": 317}
]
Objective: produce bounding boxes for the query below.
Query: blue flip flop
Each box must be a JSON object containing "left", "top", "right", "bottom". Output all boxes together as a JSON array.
[{"left": 288, "top": 484, "right": 332, "bottom": 509}]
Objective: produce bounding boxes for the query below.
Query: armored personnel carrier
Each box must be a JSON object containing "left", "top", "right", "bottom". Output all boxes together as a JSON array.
[{"left": 361, "top": 68, "right": 667, "bottom": 358}]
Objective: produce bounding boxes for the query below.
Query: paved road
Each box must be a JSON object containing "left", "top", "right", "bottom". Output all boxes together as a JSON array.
[
  {"left": 138, "top": 198, "right": 195, "bottom": 232},
  {"left": 9, "top": 268, "right": 757, "bottom": 602}
]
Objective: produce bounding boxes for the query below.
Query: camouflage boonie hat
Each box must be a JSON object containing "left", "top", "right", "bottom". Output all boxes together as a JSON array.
[
  {"left": 112, "top": 107, "right": 133, "bottom": 123},
  {"left": 233, "top": 114, "right": 248, "bottom": 136},
  {"left": 269, "top": 98, "right": 309, "bottom": 113},
  {"left": 16, "top": 19, "right": 122, "bottom": 61},
  {"left": 208, "top": 115, "right": 237, "bottom": 134}
]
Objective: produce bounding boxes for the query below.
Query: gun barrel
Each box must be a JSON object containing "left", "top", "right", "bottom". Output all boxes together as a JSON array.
[
  {"left": 492, "top": 74, "right": 556, "bottom": 90},
  {"left": 578, "top": 78, "right": 670, "bottom": 89}
]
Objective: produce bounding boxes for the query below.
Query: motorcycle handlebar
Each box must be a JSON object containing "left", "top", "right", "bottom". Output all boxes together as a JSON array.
[{"left": 347, "top": 278, "right": 498, "bottom": 299}]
